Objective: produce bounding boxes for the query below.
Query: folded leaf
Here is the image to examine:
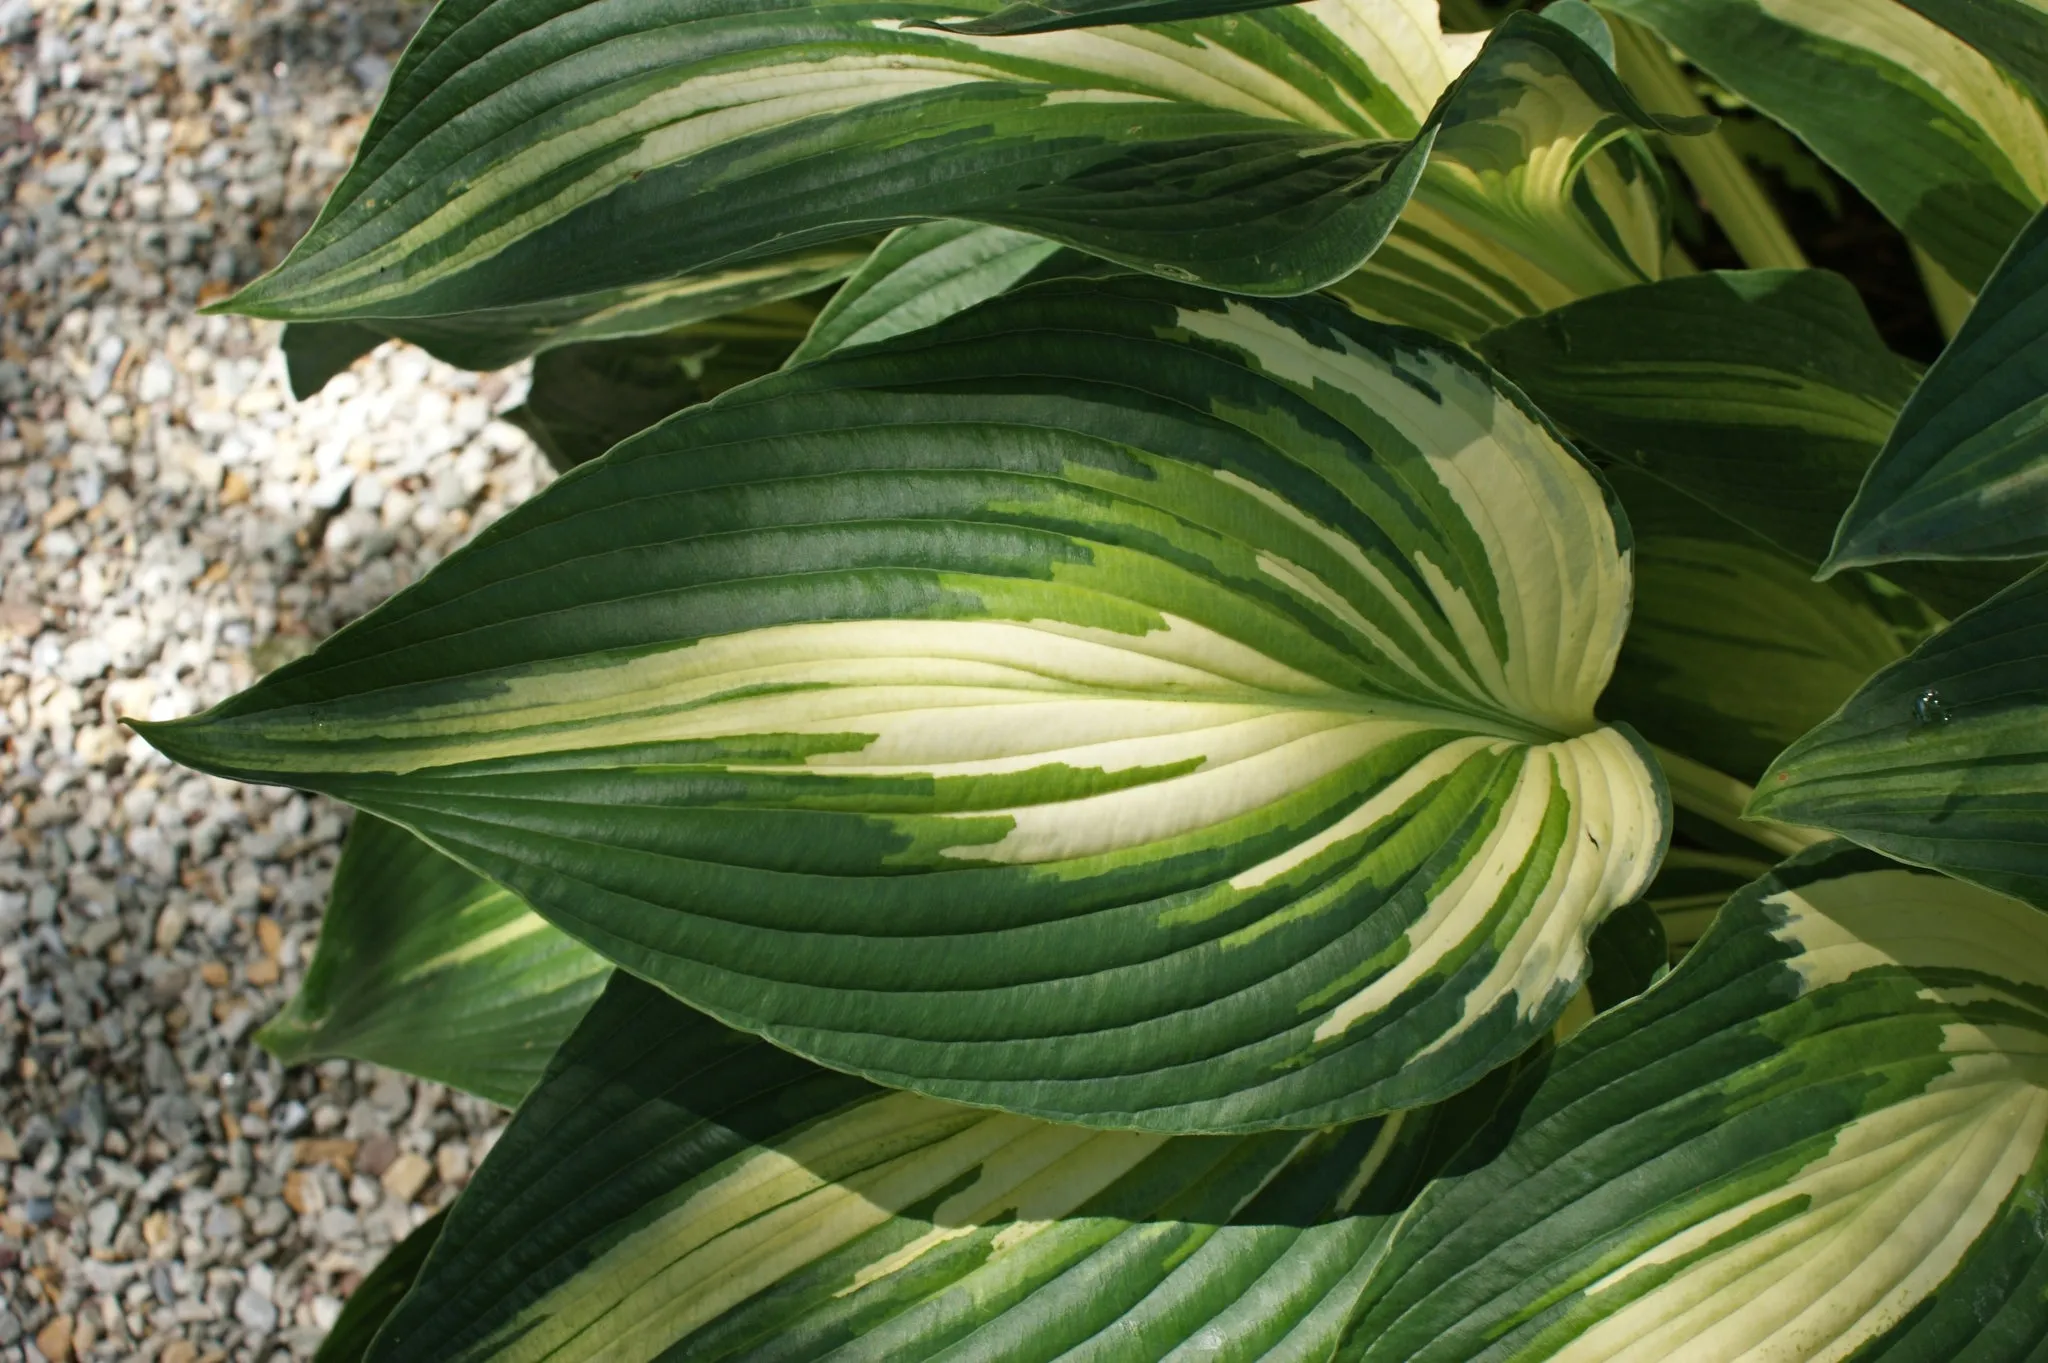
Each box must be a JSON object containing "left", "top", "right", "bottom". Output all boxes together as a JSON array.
[
  {"left": 1599, "top": 0, "right": 2048, "bottom": 293},
  {"left": 221, "top": 0, "right": 1699, "bottom": 327},
  {"left": 785, "top": 222, "right": 1067, "bottom": 367},
  {"left": 141, "top": 275, "right": 1667, "bottom": 1133},
  {"left": 1478, "top": 269, "right": 1917, "bottom": 566},
  {"left": 1342, "top": 841, "right": 2048, "bottom": 1362},
  {"left": 368, "top": 972, "right": 1526, "bottom": 1363},
  {"left": 258, "top": 814, "right": 611, "bottom": 1108},
  {"left": 1829, "top": 203, "right": 2048, "bottom": 571},
  {"left": 1752, "top": 565, "right": 2048, "bottom": 909},
  {"left": 509, "top": 300, "right": 819, "bottom": 471}
]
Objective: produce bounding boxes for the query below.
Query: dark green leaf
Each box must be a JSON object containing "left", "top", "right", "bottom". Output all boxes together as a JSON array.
[
  {"left": 1752, "top": 564, "right": 2048, "bottom": 908},
  {"left": 258, "top": 815, "right": 611, "bottom": 1108},
  {"left": 1829, "top": 203, "right": 2048, "bottom": 570}
]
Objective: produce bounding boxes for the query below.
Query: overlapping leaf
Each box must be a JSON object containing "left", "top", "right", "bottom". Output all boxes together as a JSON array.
[
  {"left": 785, "top": 221, "right": 1067, "bottom": 366},
  {"left": 258, "top": 814, "right": 611, "bottom": 1108},
  {"left": 141, "top": 275, "right": 1667, "bottom": 1133},
  {"left": 1600, "top": 0, "right": 2048, "bottom": 295},
  {"left": 1829, "top": 203, "right": 2048, "bottom": 571},
  {"left": 363, "top": 970, "right": 1523, "bottom": 1362},
  {"left": 1753, "top": 566, "right": 2048, "bottom": 909},
  {"left": 1479, "top": 269, "right": 1917, "bottom": 566},
  {"left": 1342, "top": 842, "right": 2048, "bottom": 1362},
  {"left": 222, "top": 0, "right": 1701, "bottom": 336},
  {"left": 507, "top": 300, "right": 819, "bottom": 471}
]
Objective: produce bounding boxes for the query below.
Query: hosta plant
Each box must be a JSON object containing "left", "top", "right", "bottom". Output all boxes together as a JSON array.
[{"left": 133, "top": 0, "right": 2048, "bottom": 1357}]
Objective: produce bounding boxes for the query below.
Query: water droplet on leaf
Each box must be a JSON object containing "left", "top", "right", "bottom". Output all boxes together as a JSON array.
[{"left": 1914, "top": 688, "right": 1950, "bottom": 725}]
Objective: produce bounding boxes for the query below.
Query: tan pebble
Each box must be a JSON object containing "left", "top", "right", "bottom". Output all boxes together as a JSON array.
[
  {"left": 160, "top": 1343, "right": 197, "bottom": 1363},
  {"left": 198, "top": 961, "right": 228, "bottom": 988},
  {"left": 381, "top": 1151, "right": 433, "bottom": 1204},
  {"left": 245, "top": 957, "right": 278, "bottom": 987},
  {"left": 255, "top": 915, "right": 282, "bottom": 960},
  {"left": 35, "top": 1312, "right": 71, "bottom": 1362}
]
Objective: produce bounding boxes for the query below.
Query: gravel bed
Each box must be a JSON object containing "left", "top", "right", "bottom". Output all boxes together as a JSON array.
[{"left": 0, "top": 0, "right": 563, "bottom": 1355}]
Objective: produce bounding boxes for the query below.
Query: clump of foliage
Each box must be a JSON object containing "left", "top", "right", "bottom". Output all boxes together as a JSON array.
[{"left": 136, "top": 0, "right": 2048, "bottom": 1357}]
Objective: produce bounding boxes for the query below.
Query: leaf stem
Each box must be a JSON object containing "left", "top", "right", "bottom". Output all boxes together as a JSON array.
[
  {"left": 1609, "top": 16, "right": 1809, "bottom": 272},
  {"left": 1652, "top": 744, "right": 1830, "bottom": 858}
]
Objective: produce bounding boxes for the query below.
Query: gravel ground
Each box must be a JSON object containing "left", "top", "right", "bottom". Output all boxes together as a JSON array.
[{"left": 0, "top": 0, "right": 564, "bottom": 1355}]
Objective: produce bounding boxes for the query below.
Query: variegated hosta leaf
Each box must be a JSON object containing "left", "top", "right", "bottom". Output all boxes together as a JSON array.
[
  {"left": 258, "top": 814, "right": 611, "bottom": 1108},
  {"left": 362, "top": 970, "right": 1525, "bottom": 1363},
  {"left": 223, "top": 0, "right": 1701, "bottom": 329},
  {"left": 1341, "top": 842, "right": 2048, "bottom": 1363},
  {"left": 1598, "top": 0, "right": 2048, "bottom": 295},
  {"left": 1894, "top": 0, "right": 2048, "bottom": 110},
  {"left": 508, "top": 300, "right": 820, "bottom": 472},
  {"left": 1753, "top": 566, "right": 2048, "bottom": 910},
  {"left": 1828, "top": 203, "right": 2048, "bottom": 571},
  {"left": 314, "top": 1210, "right": 445, "bottom": 1363},
  {"left": 1477, "top": 269, "right": 1918, "bottom": 566},
  {"left": 140, "top": 275, "right": 1668, "bottom": 1133},
  {"left": 1592, "top": 468, "right": 1929, "bottom": 786},
  {"left": 279, "top": 247, "right": 865, "bottom": 399},
  {"left": 785, "top": 221, "right": 1067, "bottom": 367},
  {"left": 1330, "top": 7, "right": 1680, "bottom": 343}
]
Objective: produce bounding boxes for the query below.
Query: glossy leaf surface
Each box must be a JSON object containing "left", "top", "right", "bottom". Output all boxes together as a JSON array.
[{"left": 144, "top": 276, "right": 1667, "bottom": 1133}]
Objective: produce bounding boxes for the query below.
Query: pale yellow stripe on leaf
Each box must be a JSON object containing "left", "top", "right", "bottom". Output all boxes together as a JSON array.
[
  {"left": 494, "top": 1098, "right": 1020, "bottom": 1362},
  {"left": 1297, "top": 0, "right": 1459, "bottom": 129},
  {"left": 1766, "top": 868, "right": 2048, "bottom": 994},
  {"left": 809, "top": 701, "right": 1357, "bottom": 776},
  {"left": 1227, "top": 734, "right": 1497, "bottom": 892},
  {"left": 1758, "top": 0, "right": 2048, "bottom": 200},
  {"left": 1211, "top": 467, "right": 1495, "bottom": 712},
  {"left": 309, "top": 60, "right": 1009, "bottom": 307},
  {"left": 943, "top": 716, "right": 1422, "bottom": 863},
  {"left": 1562, "top": 1081, "right": 2048, "bottom": 1363},
  {"left": 923, "top": 24, "right": 1365, "bottom": 133},
  {"left": 1409, "top": 728, "right": 1665, "bottom": 1061},
  {"left": 1311, "top": 738, "right": 1552, "bottom": 1043}
]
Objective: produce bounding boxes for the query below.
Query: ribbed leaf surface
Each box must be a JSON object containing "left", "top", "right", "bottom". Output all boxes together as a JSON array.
[
  {"left": 1599, "top": 0, "right": 2048, "bottom": 293},
  {"left": 1830, "top": 204, "right": 2048, "bottom": 570},
  {"left": 142, "top": 275, "right": 1667, "bottom": 1133},
  {"left": 1752, "top": 566, "right": 2048, "bottom": 909},
  {"left": 222, "top": 0, "right": 1700, "bottom": 327},
  {"left": 259, "top": 815, "right": 611, "bottom": 1108},
  {"left": 1342, "top": 842, "right": 2048, "bottom": 1362},
  {"left": 363, "top": 971, "right": 1520, "bottom": 1362},
  {"left": 1479, "top": 269, "right": 1917, "bottom": 566}
]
